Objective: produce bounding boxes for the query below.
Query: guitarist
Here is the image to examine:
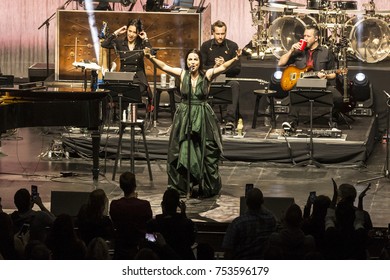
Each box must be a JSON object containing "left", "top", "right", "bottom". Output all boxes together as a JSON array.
[{"left": 278, "top": 25, "right": 343, "bottom": 129}]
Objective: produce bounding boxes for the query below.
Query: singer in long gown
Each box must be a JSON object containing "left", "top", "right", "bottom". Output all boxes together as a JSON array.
[
  {"left": 144, "top": 48, "right": 242, "bottom": 198},
  {"left": 167, "top": 70, "right": 223, "bottom": 197}
]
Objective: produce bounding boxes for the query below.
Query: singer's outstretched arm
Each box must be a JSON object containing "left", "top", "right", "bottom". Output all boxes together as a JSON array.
[
  {"left": 144, "top": 47, "right": 182, "bottom": 77},
  {"left": 144, "top": 47, "right": 242, "bottom": 81}
]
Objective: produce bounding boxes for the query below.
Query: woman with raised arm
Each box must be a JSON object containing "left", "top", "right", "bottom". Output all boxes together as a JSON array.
[
  {"left": 145, "top": 48, "right": 242, "bottom": 198},
  {"left": 101, "top": 18, "right": 153, "bottom": 111}
]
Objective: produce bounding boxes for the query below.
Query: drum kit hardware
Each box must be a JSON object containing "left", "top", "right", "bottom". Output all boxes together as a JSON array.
[{"left": 247, "top": 0, "right": 390, "bottom": 63}]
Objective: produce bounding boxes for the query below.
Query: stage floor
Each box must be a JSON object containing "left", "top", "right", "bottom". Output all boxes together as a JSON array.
[{"left": 0, "top": 111, "right": 389, "bottom": 229}]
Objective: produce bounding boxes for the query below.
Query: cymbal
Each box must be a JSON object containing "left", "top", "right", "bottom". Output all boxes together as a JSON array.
[
  {"left": 266, "top": 1, "right": 306, "bottom": 8},
  {"left": 376, "top": 10, "right": 390, "bottom": 14},
  {"left": 254, "top": 89, "right": 277, "bottom": 95},
  {"left": 260, "top": 6, "right": 285, "bottom": 13}
]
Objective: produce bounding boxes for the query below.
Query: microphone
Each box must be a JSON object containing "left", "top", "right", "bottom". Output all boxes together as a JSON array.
[
  {"left": 190, "top": 65, "right": 196, "bottom": 73},
  {"left": 110, "top": 62, "right": 117, "bottom": 72}
]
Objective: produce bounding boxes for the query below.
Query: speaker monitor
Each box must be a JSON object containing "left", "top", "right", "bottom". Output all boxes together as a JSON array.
[
  {"left": 28, "top": 63, "right": 54, "bottom": 82},
  {"left": 51, "top": 191, "right": 90, "bottom": 217},
  {"left": 240, "top": 196, "right": 295, "bottom": 221}
]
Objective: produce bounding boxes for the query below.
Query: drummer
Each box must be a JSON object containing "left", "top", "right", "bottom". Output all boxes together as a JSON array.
[{"left": 278, "top": 24, "right": 343, "bottom": 129}]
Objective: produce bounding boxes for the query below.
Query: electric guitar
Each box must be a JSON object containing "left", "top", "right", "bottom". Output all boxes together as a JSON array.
[
  {"left": 226, "top": 77, "right": 268, "bottom": 85},
  {"left": 280, "top": 65, "right": 344, "bottom": 91}
]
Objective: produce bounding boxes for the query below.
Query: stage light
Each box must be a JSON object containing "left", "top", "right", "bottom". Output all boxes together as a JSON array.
[
  {"left": 267, "top": 70, "right": 290, "bottom": 114},
  {"left": 269, "top": 70, "right": 288, "bottom": 99},
  {"left": 354, "top": 72, "right": 367, "bottom": 84},
  {"left": 348, "top": 72, "right": 374, "bottom": 116},
  {"left": 352, "top": 72, "right": 371, "bottom": 102}
]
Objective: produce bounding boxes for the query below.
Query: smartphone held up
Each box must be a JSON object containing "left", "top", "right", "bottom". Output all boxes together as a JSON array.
[{"left": 31, "top": 185, "right": 39, "bottom": 200}]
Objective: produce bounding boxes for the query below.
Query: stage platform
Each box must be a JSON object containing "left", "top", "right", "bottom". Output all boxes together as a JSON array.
[{"left": 61, "top": 111, "right": 378, "bottom": 167}]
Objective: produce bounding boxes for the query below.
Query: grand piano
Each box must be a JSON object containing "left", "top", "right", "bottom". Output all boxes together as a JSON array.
[{"left": 0, "top": 85, "right": 108, "bottom": 181}]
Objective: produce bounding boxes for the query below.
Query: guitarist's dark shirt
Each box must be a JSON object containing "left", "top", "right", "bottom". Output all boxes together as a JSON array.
[{"left": 287, "top": 46, "right": 336, "bottom": 73}]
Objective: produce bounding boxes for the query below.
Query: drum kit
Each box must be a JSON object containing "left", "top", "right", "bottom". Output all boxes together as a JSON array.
[{"left": 248, "top": 0, "right": 390, "bottom": 63}]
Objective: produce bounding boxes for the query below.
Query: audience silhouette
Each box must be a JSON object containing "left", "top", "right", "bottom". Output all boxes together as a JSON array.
[
  {"left": 109, "top": 172, "right": 153, "bottom": 259},
  {"left": 45, "top": 214, "right": 86, "bottom": 260},
  {"left": 0, "top": 212, "right": 24, "bottom": 259},
  {"left": 10, "top": 188, "right": 55, "bottom": 242},
  {"left": 24, "top": 240, "right": 51, "bottom": 260},
  {"left": 322, "top": 180, "right": 370, "bottom": 259},
  {"left": 0, "top": 176, "right": 385, "bottom": 260},
  {"left": 302, "top": 194, "right": 331, "bottom": 254},
  {"left": 85, "top": 237, "right": 111, "bottom": 260},
  {"left": 147, "top": 188, "right": 196, "bottom": 259},
  {"left": 267, "top": 203, "right": 316, "bottom": 259},
  {"left": 222, "top": 187, "right": 277, "bottom": 259},
  {"left": 337, "top": 183, "right": 373, "bottom": 231},
  {"left": 76, "top": 189, "right": 114, "bottom": 246}
]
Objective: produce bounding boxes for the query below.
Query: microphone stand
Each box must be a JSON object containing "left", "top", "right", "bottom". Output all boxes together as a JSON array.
[
  {"left": 186, "top": 70, "right": 193, "bottom": 199},
  {"left": 149, "top": 49, "right": 163, "bottom": 136},
  {"left": 38, "top": 0, "right": 72, "bottom": 78}
]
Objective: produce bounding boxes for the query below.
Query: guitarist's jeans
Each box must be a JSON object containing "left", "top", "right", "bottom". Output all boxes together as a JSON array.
[{"left": 288, "top": 86, "right": 343, "bottom": 126}]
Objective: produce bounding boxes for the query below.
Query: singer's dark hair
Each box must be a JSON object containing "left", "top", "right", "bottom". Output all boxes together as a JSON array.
[
  {"left": 127, "top": 18, "right": 143, "bottom": 33},
  {"left": 184, "top": 49, "right": 204, "bottom": 73},
  {"left": 126, "top": 18, "right": 144, "bottom": 48}
]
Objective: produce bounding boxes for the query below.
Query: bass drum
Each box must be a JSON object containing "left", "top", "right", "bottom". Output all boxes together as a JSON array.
[
  {"left": 346, "top": 16, "right": 390, "bottom": 63},
  {"left": 268, "top": 15, "right": 317, "bottom": 59}
]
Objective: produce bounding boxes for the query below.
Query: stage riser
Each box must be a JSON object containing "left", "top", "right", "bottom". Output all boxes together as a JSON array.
[{"left": 62, "top": 129, "right": 376, "bottom": 166}]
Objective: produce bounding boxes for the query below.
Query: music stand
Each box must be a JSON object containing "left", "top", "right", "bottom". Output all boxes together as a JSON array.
[
  {"left": 290, "top": 79, "right": 333, "bottom": 167},
  {"left": 101, "top": 72, "right": 141, "bottom": 122}
]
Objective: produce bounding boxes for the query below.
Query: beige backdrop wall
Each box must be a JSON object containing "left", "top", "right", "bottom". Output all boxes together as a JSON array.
[{"left": 0, "top": 0, "right": 389, "bottom": 77}]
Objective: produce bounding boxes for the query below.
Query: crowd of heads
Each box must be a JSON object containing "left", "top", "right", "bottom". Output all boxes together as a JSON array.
[{"left": 0, "top": 174, "right": 388, "bottom": 260}]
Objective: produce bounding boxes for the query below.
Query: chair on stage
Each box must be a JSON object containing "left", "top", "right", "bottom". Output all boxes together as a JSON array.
[
  {"left": 252, "top": 71, "right": 289, "bottom": 129},
  {"left": 252, "top": 88, "right": 278, "bottom": 128},
  {"left": 111, "top": 118, "right": 153, "bottom": 181}
]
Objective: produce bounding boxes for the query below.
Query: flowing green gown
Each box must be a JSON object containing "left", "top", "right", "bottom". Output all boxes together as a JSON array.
[{"left": 167, "top": 70, "right": 222, "bottom": 197}]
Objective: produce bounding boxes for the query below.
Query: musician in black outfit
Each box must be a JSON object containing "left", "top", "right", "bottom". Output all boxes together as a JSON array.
[
  {"left": 200, "top": 20, "right": 241, "bottom": 123},
  {"left": 101, "top": 18, "right": 153, "bottom": 111},
  {"left": 278, "top": 25, "right": 343, "bottom": 129}
]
